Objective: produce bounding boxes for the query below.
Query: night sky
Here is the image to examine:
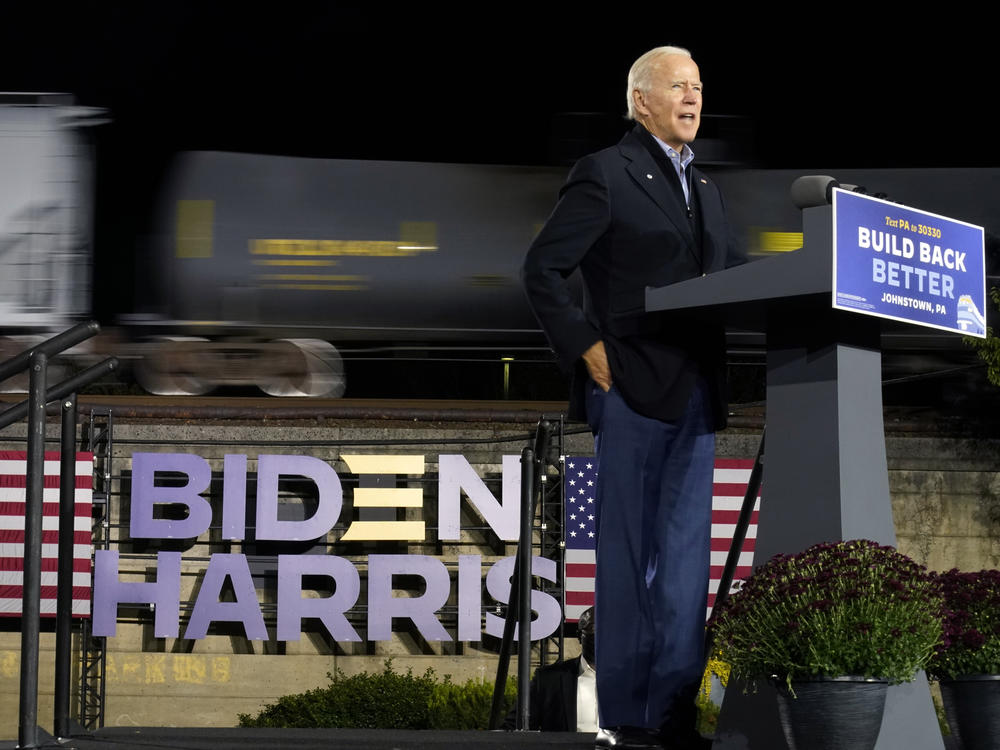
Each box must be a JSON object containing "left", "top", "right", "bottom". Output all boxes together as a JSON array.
[{"left": 5, "top": 6, "right": 996, "bottom": 169}]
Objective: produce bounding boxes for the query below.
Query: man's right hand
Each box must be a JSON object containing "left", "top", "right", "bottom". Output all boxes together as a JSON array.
[{"left": 582, "top": 340, "right": 612, "bottom": 392}]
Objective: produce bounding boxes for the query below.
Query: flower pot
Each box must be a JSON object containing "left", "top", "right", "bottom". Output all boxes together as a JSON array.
[
  {"left": 939, "top": 675, "right": 1000, "bottom": 750},
  {"left": 774, "top": 676, "right": 888, "bottom": 750}
]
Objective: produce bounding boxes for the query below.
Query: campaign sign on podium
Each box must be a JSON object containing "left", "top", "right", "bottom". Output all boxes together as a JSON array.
[{"left": 832, "top": 187, "right": 986, "bottom": 337}]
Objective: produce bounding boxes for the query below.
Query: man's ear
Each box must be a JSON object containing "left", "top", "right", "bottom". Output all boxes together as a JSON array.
[{"left": 632, "top": 88, "right": 648, "bottom": 117}]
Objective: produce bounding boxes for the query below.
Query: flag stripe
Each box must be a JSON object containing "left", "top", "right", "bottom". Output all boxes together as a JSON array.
[
  {"left": 710, "top": 510, "right": 760, "bottom": 524},
  {"left": 0, "top": 501, "right": 91, "bottom": 517},
  {"left": 710, "top": 550, "right": 754, "bottom": 566},
  {"left": 0, "top": 475, "right": 94, "bottom": 490},
  {"left": 713, "top": 458, "right": 755, "bottom": 470},
  {"left": 564, "top": 576, "right": 596, "bottom": 592},
  {"left": 0, "top": 530, "right": 93, "bottom": 545},
  {"left": 0, "top": 598, "right": 92, "bottom": 615},
  {"left": 0, "top": 543, "right": 93, "bottom": 559},
  {"left": 711, "top": 497, "right": 761, "bottom": 512},
  {"left": 711, "top": 537, "right": 755, "bottom": 552},
  {"left": 0, "top": 516, "right": 92, "bottom": 532},
  {"left": 713, "top": 482, "right": 761, "bottom": 496},
  {"left": 710, "top": 565, "right": 752, "bottom": 579},
  {"left": 0, "top": 557, "right": 91, "bottom": 573},
  {"left": 0, "top": 451, "right": 94, "bottom": 460},
  {"left": 0, "top": 585, "right": 93, "bottom": 601}
]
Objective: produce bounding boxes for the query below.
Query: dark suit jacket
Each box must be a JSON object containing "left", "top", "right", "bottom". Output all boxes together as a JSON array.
[
  {"left": 504, "top": 656, "right": 581, "bottom": 732},
  {"left": 523, "top": 125, "right": 744, "bottom": 427}
]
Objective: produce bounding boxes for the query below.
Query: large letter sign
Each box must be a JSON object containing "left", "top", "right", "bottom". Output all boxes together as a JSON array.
[{"left": 93, "top": 453, "right": 561, "bottom": 643}]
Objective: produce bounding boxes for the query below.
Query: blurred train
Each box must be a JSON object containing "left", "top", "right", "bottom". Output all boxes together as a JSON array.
[
  {"left": 128, "top": 153, "right": 568, "bottom": 396},
  {"left": 2, "top": 95, "right": 997, "bottom": 399},
  {"left": 0, "top": 94, "right": 105, "bottom": 335}
]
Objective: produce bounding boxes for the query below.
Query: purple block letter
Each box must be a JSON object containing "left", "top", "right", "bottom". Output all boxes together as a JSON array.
[
  {"left": 221, "top": 454, "right": 247, "bottom": 540},
  {"left": 92, "top": 550, "right": 181, "bottom": 637},
  {"left": 457, "top": 554, "right": 482, "bottom": 641},
  {"left": 255, "top": 455, "right": 342, "bottom": 541},
  {"left": 130, "top": 452, "right": 213, "bottom": 539},
  {"left": 485, "top": 556, "right": 560, "bottom": 640},
  {"left": 367, "top": 555, "right": 451, "bottom": 641},
  {"left": 184, "top": 553, "right": 267, "bottom": 640},
  {"left": 276, "top": 554, "right": 361, "bottom": 642}
]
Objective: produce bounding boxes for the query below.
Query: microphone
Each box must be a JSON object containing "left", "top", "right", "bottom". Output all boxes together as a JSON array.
[
  {"left": 790, "top": 175, "right": 888, "bottom": 209},
  {"left": 790, "top": 175, "right": 840, "bottom": 208}
]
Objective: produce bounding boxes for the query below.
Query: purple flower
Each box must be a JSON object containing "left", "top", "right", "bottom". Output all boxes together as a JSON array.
[
  {"left": 962, "top": 629, "right": 987, "bottom": 648},
  {"left": 712, "top": 539, "right": 944, "bottom": 683}
]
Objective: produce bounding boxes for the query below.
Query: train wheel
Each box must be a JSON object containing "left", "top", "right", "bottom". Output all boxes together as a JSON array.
[
  {"left": 134, "top": 337, "right": 212, "bottom": 396},
  {"left": 258, "top": 339, "right": 346, "bottom": 397}
]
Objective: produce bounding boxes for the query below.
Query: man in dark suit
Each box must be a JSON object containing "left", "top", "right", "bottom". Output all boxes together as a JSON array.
[
  {"left": 504, "top": 606, "right": 597, "bottom": 732},
  {"left": 522, "top": 46, "right": 743, "bottom": 750}
]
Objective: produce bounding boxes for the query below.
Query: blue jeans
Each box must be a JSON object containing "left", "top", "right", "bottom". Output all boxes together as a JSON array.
[{"left": 586, "top": 378, "right": 715, "bottom": 729}]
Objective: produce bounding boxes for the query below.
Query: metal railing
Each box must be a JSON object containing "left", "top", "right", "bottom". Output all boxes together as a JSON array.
[
  {"left": 77, "top": 407, "right": 114, "bottom": 731},
  {"left": 488, "top": 417, "right": 561, "bottom": 730},
  {"left": 0, "top": 321, "right": 117, "bottom": 748}
]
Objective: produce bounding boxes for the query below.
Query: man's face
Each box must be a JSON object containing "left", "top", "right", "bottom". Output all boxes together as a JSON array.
[
  {"left": 632, "top": 55, "right": 702, "bottom": 151},
  {"left": 578, "top": 607, "right": 595, "bottom": 666}
]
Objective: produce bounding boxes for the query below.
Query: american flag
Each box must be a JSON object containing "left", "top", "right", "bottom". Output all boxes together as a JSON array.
[
  {"left": 0, "top": 451, "right": 94, "bottom": 618},
  {"left": 563, "top": 457, "right": 759, "bottom": 623}
]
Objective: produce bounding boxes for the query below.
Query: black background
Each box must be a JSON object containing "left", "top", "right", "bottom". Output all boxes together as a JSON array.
[{"left": 5, "top": 6, "right": 995, "bottom": 168}]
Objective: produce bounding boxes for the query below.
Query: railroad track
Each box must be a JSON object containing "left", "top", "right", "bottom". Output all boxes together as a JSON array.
[
  {"left": 2, "top": 393, "right": 981, "bottom": 434},
  {"left": 0, "top": 394, "right": 577, "bottom": 423}
]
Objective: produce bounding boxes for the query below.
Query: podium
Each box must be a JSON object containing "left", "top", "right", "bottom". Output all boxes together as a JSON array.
[{"left": 645, "top": 203, "right": 948, "bottom": 749}]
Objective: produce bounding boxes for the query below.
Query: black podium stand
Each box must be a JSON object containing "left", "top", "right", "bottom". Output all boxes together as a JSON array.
[{"left": 645, "top": 205, "right": 945, "bottom": 749}]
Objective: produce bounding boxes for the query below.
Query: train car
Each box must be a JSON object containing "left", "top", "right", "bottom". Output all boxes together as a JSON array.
[
  {"left": 128, "top": 152, "right": 569, "bottom": 395},
  {"left": 0, "top": 94, "right": 106, "bottom": 385},
  {"left": 132, "top": 151, "right": 999, "bottom": 397}
]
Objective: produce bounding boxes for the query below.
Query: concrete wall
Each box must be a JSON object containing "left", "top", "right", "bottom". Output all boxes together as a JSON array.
[{"left": 889, "top": 435, "right": 1000, "bottom": 571}]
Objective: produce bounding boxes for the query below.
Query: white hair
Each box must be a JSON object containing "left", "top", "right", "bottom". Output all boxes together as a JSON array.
[{"left": 626, "top": 45, "right": 693, "bottom": 120}]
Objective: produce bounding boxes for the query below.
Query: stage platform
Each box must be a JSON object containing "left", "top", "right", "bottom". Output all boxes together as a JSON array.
[{"left": 1, "top": 727, "right": 598, "bottom": 750}]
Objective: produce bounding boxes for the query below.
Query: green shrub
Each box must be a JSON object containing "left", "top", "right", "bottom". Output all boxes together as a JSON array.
[
  {"left": 238, "top": 660, "right": 437, "bottom": 729},
  {"left": 427, "top": 675, "right": 517, "bottom": 730},
  {"left": 964, "top": 287, "right": 1000, "bottom": 386},
  {"left": 238, "top": 659, "right": 517, "bottom": 730},
  {"left": 928, "top": 568, "right": 1000, "bottom": 679}
]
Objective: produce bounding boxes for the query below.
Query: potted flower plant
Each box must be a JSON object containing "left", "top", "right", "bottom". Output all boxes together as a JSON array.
[
  {"left": 709, "top": 539, "right": 943, "bottom": 750},
  {"left": 927, "top": 568, "right": 1000, "bottom": 749}
]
